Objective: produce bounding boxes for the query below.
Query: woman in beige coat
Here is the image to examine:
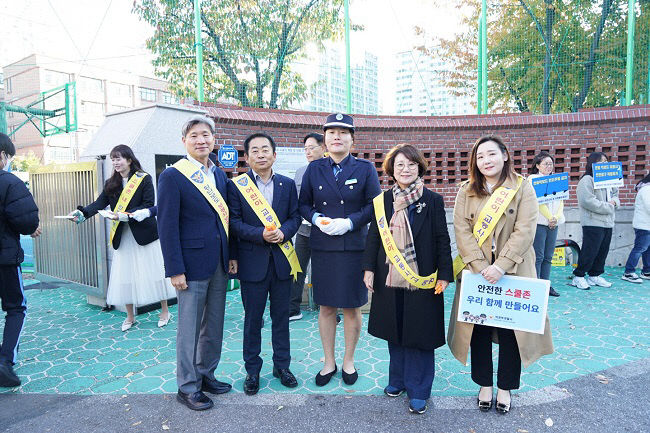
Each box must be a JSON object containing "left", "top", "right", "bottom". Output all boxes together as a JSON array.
[{"left": 448, "top": 135, "right": 553, "bottom": 414}]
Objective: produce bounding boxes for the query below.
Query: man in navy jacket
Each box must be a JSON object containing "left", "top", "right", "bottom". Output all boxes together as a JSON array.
[
  {"left": 228, "top": 133, "right": 301, "bottom": 395},
  {"left": 157, "top": 116, "right": 236, "bottom": 411},
  {"left": 0, "top": 133, "right": 40, "bottom": 388}
]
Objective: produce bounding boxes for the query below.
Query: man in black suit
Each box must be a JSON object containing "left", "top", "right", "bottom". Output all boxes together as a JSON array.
[{"left": 228, "top": 133, "right": 301, "bottom": 395}]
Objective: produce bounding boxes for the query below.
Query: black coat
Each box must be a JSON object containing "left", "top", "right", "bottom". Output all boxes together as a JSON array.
[
  {"left": 79, "top": 173, "right": 158, "bottom": 249},
  {"left": 362, "top": 188, "right": 453, "bottom": 350},
  {"left": 0, "top": 171, "right": 39, "bottom": 265}
]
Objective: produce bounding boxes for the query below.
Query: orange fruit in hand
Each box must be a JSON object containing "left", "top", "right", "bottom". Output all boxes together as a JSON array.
[
  {"left": 265, "top": 224, "right": 277, "bottom": 231},
  {"left": 321, "top": 220, "right": 330, "bottom": 225}
]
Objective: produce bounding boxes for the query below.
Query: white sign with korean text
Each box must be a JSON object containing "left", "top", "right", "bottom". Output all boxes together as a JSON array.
[
  {"left": 274, "top": 147, "right": 307, "bottom": 179},
  {"left": 457, "top": 270, "right": 550, "bottom": 334}
]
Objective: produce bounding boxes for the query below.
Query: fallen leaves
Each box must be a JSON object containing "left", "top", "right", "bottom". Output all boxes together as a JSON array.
[
  {"left": 277, "top": 405, "right": 284, "bottom": 411},
  {"left": 132, "top": 421, "right": 142, "bottom": 426},
  {"left": 517, "top": 429, "right": 529, "bottom": 433},
  {"left": 595, "top": 374, "right": 611, "bottom": 384}
]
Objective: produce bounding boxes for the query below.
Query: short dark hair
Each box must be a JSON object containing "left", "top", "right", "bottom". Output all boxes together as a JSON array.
[
  {"left": 530, "top": 151, "right": 553, "bottom": 174},
  {"left": 382, "top": 143, "right": 428, "bottom": 179},
  {"left": 303, "top": 133, "right": 324, "bottom": 145},
  {"left": 244, "top": 132, "right": 276, "bottom": 154},
  {"left": 0, "top": 133, "right": 16, "bottom": 157},
  {"left": 583, "top": 152, "right": 607, "bottom": 178}
]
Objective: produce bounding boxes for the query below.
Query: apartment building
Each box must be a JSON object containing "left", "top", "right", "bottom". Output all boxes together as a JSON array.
[{"left": 3, "top": 54, "right": 176, "bottom": 162}]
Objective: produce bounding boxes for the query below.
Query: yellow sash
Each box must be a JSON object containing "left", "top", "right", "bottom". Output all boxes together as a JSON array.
[
  {"left": 539, "top": 200, "right": 563, "bottom": 222},
  {"left": 233, "top": 174, "right": 302, "bottom": 281},
  {"left": 173, "top": 159, "right": 229, "bottom": 237},
  {"left": 452, "top": 176, "right": 523, "bottom": 279},
  {"left": 110, "top": 172, "right": 148, "bottom": 246},
  {"left": 372, "top": 194, "right": 438, "bottom": 289}
]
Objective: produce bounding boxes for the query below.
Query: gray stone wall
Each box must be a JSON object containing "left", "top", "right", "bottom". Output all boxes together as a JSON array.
[{"left": 445, "top": 207, "right": 635, "bottom": 268}]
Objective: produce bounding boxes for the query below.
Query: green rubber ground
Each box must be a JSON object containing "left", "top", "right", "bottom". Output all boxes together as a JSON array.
[{"left": 2, "top": 266, "right": 648, "bottom": 395}]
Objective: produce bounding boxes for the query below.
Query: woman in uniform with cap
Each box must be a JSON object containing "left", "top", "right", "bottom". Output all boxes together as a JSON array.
[{"left": 299, "top": 113, "right": 381, "bottom": 386}]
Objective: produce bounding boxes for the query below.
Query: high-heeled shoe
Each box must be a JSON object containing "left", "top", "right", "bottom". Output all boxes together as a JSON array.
[
  {"left": 477, "top": 388, "right": 492, "bottom": 412},
  {"left": 315, "top": 365, "right": 337, "bottom": 387},
  {"left": 158, "top": 313, "right": 172, "bottom": 328},
  {"left": 495, "top": 390, "right": 511, "bottom": 414},
  {"left": 121, "top": 319, "right": 136, "bottom": 332}
]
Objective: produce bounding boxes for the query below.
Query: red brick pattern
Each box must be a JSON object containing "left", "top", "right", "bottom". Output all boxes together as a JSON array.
[{"left": 197, "top": 102, "right": 650, "bottom": 207}]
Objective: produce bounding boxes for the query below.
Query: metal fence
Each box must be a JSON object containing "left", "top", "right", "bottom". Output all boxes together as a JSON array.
[{"left": 30, "top": 161, "right": 108, "bottom": 299}]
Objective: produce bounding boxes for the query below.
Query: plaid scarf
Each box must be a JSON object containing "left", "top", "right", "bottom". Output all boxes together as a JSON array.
[{"left": 385, "top": 177, "right": 424, "bottom": 290}]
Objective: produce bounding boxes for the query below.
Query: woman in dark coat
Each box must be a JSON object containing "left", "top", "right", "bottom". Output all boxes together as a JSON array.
[{"left": 362, "top": 144, "right": 453, "bottom": 415}]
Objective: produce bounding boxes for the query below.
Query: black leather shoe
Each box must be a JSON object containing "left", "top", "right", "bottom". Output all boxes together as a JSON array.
[
  {"left": 273, "top": 367, "right": 298, "bottom": 388},
  {"left": 176, "top": 390, "right": 214, "bottom": 411},
  {"left": 315, "top": 365, "right": 337, "bottom": 387},
  {"left": 342, "top": 368, "right": 358, "bottom": 385},
  {"left": 0, "top": 363, "right": 20, "bottom": 387},
  {"left": 549, "top": 286, "right": 560, "bottom": 297},
  {"left": 244, "top": 374, "right": 260, "bottom": 395},
  {"left": 201, "top": 378, "right": 232, "bottom": 395}
]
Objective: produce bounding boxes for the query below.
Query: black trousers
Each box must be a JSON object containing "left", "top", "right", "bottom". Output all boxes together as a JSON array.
[
  {"left": 0, "top": 265, "right": 26, "bottom": 366},
  {"left": 470, "top": 324, "right": 521, "bottom": 390},
  {"left": 573, "top": 226, "right": 612, "bottom": 277},
  {"left": 240, "top": 254, "right": 291, "bottom": 375},
  {"left": 289, "top": 232, "right": 311, "bottom": 316}
]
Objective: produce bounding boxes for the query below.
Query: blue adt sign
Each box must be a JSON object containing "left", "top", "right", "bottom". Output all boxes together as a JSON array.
[{"left": 218, "top": 145, "right": 238, "bottom": 168}]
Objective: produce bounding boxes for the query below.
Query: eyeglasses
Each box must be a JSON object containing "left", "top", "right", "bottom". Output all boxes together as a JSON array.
[
  {"left": 394, "top": 162, "right": 418, "bottom": 172},
  {"left": 539, "top": 162, "right": 553, "bottom": 167}
]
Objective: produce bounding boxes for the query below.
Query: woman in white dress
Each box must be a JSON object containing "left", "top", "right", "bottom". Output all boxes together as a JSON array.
[{"left": 69, "top": 145, "right": 175, "bottom": 331}]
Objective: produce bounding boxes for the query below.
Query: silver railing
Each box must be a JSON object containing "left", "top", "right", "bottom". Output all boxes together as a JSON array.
[{"left": 30, "top": 161, "right": 108, "bottom": 299}]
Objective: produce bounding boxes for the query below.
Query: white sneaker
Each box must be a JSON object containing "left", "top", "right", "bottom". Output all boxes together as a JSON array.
[
  {"left": 621, "top": 273, "right": 643, "bottom": 284},
  {"left": 586, "top": 275, "right": 612, "bottom": 288},
  {"left": 571, "top": 276, "right": 591, "bottom": 290},
  {"left": 640, "top": 272, "right": 650, "bottom": 280},
  {"left": 289, "top": 312, "right": 303, "bottom": 321}
]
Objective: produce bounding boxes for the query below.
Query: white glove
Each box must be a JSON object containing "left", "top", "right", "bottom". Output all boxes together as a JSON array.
[
  {"left": 130, "top": 208, "right": 151, "bottom": 222},
  {"left": 315, "top": 216, "right": 335, "bottom": 235},
  {"left": 328, "top": 218, "right": 353, "bottom": 236},
  {"left": 68, "top": 209, "right": 85, "bottom": 224},
  {"left": 117, "top": 212, "right": 130, "bottom": 222}
]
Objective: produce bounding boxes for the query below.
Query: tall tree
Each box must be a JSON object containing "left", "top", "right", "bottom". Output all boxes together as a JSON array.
[
  {"left": 419, "top": 0, "right": 648, "bottom": 114},
  {"left": 133, "top": 0, "right": 343, "bottom": 108}
]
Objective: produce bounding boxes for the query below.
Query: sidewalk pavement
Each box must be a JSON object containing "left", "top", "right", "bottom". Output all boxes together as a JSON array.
[{"left": 0, "top": 266, "right": 648, "bottom": 432}]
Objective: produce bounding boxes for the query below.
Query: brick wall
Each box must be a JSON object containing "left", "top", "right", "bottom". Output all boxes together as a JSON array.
[{"left": 200, "top": 102, "right": 650, "bottom": 207}]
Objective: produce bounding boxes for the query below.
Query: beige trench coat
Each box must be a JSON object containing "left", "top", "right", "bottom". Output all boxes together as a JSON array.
[{"left": 447, "top": 173, "right": 554, "bottom": 368}]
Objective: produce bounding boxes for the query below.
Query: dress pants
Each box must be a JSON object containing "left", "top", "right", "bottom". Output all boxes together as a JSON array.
[
  {"left": 289, "top": 232, "right": 311, "bottom": 316},
  {"left": 176, "top": 265, "right": 227, "bottom": 394},
  {"left": 388, "top": 342, "right": 435, "bottom": 400},
  {"left": 387, "top": 288, "right": 436, "bottom": 400},
  {"left": 241, "top": 254, "right": 291, "bottom": 375},
  {"left": 0, "top": 266, "right": 26, "bottom": 366},
  {"left": 470, "top": 324, "right": 521, "bottom": 390},
  {"left": 573, "top": 226, "right": 612, "bottom": 278}
]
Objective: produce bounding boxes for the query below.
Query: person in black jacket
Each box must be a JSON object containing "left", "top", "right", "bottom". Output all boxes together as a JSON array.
[
  {"left": 69, "top": 145, "right": 174, "bottom": 331},
  {"left": 0, "top": 133, "right": 40, "bottom": 388},
  {"left": 362, "top": 144, "right": 453, "bottom": 415}
]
